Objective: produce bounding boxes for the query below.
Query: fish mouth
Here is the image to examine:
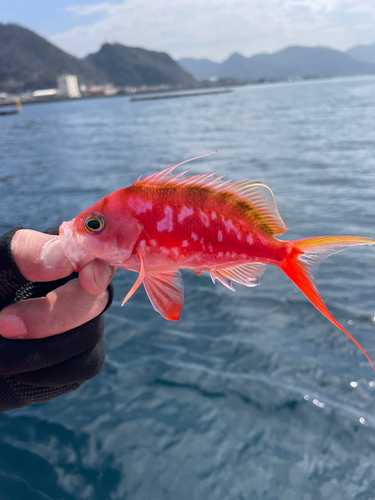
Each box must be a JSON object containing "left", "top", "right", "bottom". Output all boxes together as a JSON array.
[{"left": 59, "top": 220, "right": 91, "bottom": 271}]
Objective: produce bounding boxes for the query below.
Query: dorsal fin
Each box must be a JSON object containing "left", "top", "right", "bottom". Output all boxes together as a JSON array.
[
  {"left": 226, "top": 181, "right": 288, "bottom": 236},
  {"left": 136, "top": 151, "right": 217, "bottom": 186},
  {"left": 136, "top": 152, "right": 288, "bottom": 236}
]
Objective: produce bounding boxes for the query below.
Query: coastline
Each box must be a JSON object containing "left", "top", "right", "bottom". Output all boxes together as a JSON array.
[{"left": 0, "top": 76, "right": 317, "bottom": 108}]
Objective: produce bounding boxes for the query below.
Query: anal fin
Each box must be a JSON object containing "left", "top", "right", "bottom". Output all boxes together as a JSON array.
[
  {"left": 210, "top": 262, "right": 267, "bottom": 291},
  {"left": 143, "top": 270, "right": 184, "bottom": 321}
]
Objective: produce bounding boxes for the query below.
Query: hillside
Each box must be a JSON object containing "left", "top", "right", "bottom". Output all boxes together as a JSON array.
[
  {"left": 86, "top": 43, "right": 195, "bottom": 87},
  {"left": 347, "top": 42, "right": 375, "bottom": 65},
  {"left": 0, "top": 23, "right": 196, "bottom": 93},
  {"left": 218, "top": 52, "right": 279, "bottom": 80},
  {"left": 0, "top": 23, "right": 104, "bottom": 92},
  {"left": 179, "top": 46, "right": 375, "bottom": 81},
  {"left": 177, "top": 58, "right": 221, "bottom": 80}
]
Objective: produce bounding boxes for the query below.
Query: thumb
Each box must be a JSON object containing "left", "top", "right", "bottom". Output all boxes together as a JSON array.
[{"left": 11, "top": 229, "right": 74, "bottom": 282}]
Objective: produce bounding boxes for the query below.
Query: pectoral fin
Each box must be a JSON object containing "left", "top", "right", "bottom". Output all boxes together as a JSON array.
[
  {"left": 143, "top": 270, "right": 184, "bottom": 321},
  {"left": 122, "top": 247, "right": 146, "bottom": 306}
]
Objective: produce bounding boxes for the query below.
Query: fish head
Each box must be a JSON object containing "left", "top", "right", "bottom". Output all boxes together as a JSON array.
[{"left": 59, "top": 195, "right": 144, "bottom": 271}]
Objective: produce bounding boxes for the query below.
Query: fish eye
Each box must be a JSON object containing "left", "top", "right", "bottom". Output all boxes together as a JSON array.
[{"left": 84, "top": 213, "right": 106, "bottom": 234}]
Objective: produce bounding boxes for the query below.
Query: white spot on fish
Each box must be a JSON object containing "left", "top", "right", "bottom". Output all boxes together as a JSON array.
[
  {"left": 191, "top": 232, "right": 198, "bottom": 241},
  {"left": 200, "top": 210, "right": 210, "bottom": 227},
  {"left": 157, "top": 205, "right": 173, "bottom": 232},
  {"left": 211, "top": 212, "right": 217, "bottom": 220},
  {"left": 247, "top": 234, "right": 253, "bottom": 245},
  {"left": 140, "top": 240, "right": 146, "bottom": 247},
  {"left": 208, "top": 243, "right": 213, "bottom": 252},
  {"left": 182, "top": 240, "right": 189, "bottom": 247},
  {"left": 218, "top": 231, "right": 223, "bottom": 242},
  {"left": 128, "top": 196, "right": 153, "bottom": 214},
  {"left": 171, "top": 248, "right": 179, "bottom": 257},
  {"left": 222, "top": 217, "right": 241, "bottom": 240},
  {"left": 218, "top": 252, "right": 223, "bottom": 257},
  {"left": 200, "top": 237, "right": 205, "bottom": 251},
  {"left": 222, "top": 218, "right": 233, "bottom": 233},
  {"left": 150, "top": 239, "right": 158, "bottom": 247},
  {"left": 178, "top": 206, "right": 194, "bottom": 223},
  {"left": 160, "top": 246, "right": 170, "bottom": 255}
]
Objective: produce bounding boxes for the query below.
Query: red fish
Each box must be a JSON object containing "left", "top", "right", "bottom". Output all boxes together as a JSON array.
[{"left": 60, "top": 152, "right": 375, "bottom": 370}]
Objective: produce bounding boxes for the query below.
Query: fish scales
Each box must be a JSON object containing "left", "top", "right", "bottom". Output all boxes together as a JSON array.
[{"left": 118, "top": 183, "right": 286, "bottom": 269}]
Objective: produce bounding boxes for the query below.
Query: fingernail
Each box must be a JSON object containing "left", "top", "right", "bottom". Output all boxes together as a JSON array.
[
  {"left": 0, "top": 314, "right": 27, "bottom": 339},
  {"left": 43, "top": 239, "right": 70, "bottom": 269},
  {"left": 93, "top": 262, "right": 112, "bottom": 291}
]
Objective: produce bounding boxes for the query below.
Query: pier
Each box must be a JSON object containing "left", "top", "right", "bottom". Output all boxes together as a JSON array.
[{"left": 130, "top": 88, "right": 232, "bottom": 102}]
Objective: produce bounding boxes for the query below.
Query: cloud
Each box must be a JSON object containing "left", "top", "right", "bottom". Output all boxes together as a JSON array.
[
  {"left": 64, "top": 2, "right": 120, "bottom": 17},
  {"left": 49, "top": 0, "right": 375, "bottom": 60}
]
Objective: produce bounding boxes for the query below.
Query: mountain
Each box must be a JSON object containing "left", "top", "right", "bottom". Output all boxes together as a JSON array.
[
  {"left": 243, "top": 46, "right": 375, "bottom": 79},
  {"left": 179, "top": 46, "right": 375, "bottom": 81},
  {"left": 0, "top": 23, "right": 196, "bottom": 93},
  {"left": 347, "top": 42, "right": 375, "bottom": 65},
  {"left": 85, "top": 43, "right": 195, "bottom": 87},
  {"left": 177, "top": 58, "right": 221, "bottom": 80},
  {"left": 0, "top": 23, "right": 104, "bottom": 92},
  {"left": 218, "top": 52, "right": 280, "bottom": 80}
]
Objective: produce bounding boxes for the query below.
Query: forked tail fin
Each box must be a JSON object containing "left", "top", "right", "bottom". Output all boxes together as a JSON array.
[{"left": 281, "top": 236, "right": 375, "bottom": 371}]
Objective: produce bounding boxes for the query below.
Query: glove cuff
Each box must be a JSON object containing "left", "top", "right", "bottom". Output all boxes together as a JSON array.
[
  {"left": 0, "top": 227, "right": 28, "bottom": 301},
  {"left": 0, "top": 376, "right": 23, "bottom": 412},
  {"left": 0, "top": 375, "right": 81, "bottom": 411}
]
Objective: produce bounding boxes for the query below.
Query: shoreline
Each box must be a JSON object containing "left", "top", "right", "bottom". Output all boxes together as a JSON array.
[
  {"left": 0, "top": 77, "right": 313, "bottom": 108},
  {"left": 1, "top": 74, "right": 373, "bottom": 108}
]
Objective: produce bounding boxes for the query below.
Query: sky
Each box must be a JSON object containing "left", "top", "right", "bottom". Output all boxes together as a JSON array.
[{"left": 1, "top": 0, "right": 375, "bottom": 61}]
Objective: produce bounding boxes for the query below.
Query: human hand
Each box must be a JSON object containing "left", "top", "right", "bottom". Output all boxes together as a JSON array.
[
  {"left": 0, "top": 229, "right": 116, "bottom": 339},
  {"left": 0, "top": 226, "right": 115, "bottom": 412}
]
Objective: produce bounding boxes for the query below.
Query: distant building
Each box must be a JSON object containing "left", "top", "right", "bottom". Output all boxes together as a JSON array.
[
  {"left": 88, "top": 86, "right": 105, "bottom": 95},
  {"left": 87, "top": 85, "right": 118, "bottom": 97},
  {"left": 57, "top": 75, "right": 81, "bottom": 98},
  {"left": 103, "top": 87, "right": 118, "bottom": 96},
  {"left": 32, "top": 89, "right": 57, "bottom": 98},
  {"left": 0, "top": 92, "right": 9, "bottom": 103}
]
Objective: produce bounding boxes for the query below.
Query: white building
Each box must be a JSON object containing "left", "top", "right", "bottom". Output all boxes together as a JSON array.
[
  {"left": 57, "top": 75, "right": 81, "bottom": 98},
  {"left": 0, "top": 92, "right": 9, "bottom": 103},
  {"left": 32, "top": 89, "right": 57, "bottom": 98}
]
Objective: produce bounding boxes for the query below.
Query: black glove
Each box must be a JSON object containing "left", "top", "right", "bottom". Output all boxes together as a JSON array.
[{"left": 0, "top": 227, "right": 114, "bottom": 413}]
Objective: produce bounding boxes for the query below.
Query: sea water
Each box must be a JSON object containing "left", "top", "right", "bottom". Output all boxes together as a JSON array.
[{"left": 1, "top": 76, "right": 375, "bottom": 500}]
